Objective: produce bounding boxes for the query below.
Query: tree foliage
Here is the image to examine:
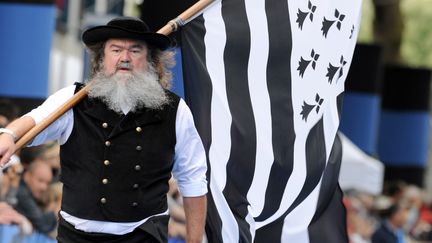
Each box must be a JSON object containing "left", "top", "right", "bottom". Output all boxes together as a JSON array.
[{"left": 358, "top": 0, "right": 432, "bottom": 68}]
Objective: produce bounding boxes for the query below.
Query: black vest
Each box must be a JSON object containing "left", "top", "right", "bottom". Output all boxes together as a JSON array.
[{"left": 60, "top": 85, "right": 180, "bottom": 222}]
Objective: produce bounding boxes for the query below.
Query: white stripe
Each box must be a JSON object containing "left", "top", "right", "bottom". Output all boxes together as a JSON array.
[
  {"left": 204, "top": 2, "right": 239, "bottom": 242},
  {"left": 246, "top": 206, "right": 256, "bottom": 240},
  {"left": 253, "top": 0, "right": 310, "bottom": 227},
  {"left": 281, "top": 181, "right": 321, "bottom": 243},
  {"left": 244, "top": 0, "right": 274, "bottom": 221},
  {"left": 281, "top": 221, "right": 310, "bottom": 243}
]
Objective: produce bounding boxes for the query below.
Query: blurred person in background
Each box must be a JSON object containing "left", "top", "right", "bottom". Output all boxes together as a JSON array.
[
  {"left": 0, "top": 16, "right": 207, "bottom": 243},
  {"left": 372, "top": 200, "right": 410, "bottom": 243},
  {"left": 383, "top": 180, "right": 407, "bottom": 203},
  {"left": 345, "top": 191, "right": 375, "bottom": 243},
  {"left": 0, "top": 157, "right": 23, "bottom": 206},
  {"left": 0, "top": 98, "right": 33, "bottom": 235},
  {"left": 37, "top": 142, "right": 61, "bottom": 181},
  {"left": 167, "top": 178, "right": 186, "bottom": 242},
  {"left": 0, "top": 201, "right": 33, "bottom": 235},
  {"left": 400, "top": 184, "right": 432, "bottom": 242},
  {"left": 0, "top": 98, "right": 22, "bottom": 205},
  {"left": 40, "top": 181, "right": 63, "bottom": 239},
  {"left": 14, "top": 160, "right": 59, "bottom": 235},
  {"left": 20, "top": 142, "right": 61, "bottom": 182}
]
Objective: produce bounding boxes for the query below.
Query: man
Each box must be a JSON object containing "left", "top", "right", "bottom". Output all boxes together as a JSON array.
[
  {"left": 0, "top": 16, "right": 207, "bottom": 243},
  {"left": 20, "top": 142, "right": 61, "bottom": 182},
  {"left": 14, "top": 160, "right": 58, "bottom": 235},
  {"left": 372, "top": 201, "right": 409, "bottom": 243}
]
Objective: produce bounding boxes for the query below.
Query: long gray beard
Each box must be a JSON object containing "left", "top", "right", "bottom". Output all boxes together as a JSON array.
[{"left": 87, "top": 65, "right": 169, "bottom": 114}]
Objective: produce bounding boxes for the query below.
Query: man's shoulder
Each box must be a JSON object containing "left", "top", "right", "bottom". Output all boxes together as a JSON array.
[
  {"left": 16, "top": 179, "right": 32, "bottom": 197},
  {"left": 165, "top": 89, "right": 180, "bottom": 99}
]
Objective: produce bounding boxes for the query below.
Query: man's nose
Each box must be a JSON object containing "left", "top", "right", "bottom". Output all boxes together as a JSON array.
[{"left": 120, "top": 50, "right": 131, "bottom": 61}]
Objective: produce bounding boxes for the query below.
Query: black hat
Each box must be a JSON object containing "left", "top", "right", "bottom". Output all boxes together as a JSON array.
[{"left": 82, "top": 16, "right": 172, "bottom": 50}]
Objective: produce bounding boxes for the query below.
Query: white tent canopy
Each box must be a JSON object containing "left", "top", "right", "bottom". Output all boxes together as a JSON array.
[{"left": 338, "top": 132, "right": 384, "bottom": 196}]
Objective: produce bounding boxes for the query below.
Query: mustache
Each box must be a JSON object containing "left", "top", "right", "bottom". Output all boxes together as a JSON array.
[{"left": 116, "top": 62, "right": 133, "bottom": 70}]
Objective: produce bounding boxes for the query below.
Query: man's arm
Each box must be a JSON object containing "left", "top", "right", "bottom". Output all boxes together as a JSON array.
[
  {"left": 0, "top": 116, "right": 36, "bottom": 166},
  {"left": 183, "top": 195, "right": 207, "bottom": 243},
  {"left": 0, "top": 85, "right": 77, "bottom": 167}
]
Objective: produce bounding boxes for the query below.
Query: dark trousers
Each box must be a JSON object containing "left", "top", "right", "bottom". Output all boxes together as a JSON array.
[{"left": 57, "top": 214, "right": 169, "bottom": 243}]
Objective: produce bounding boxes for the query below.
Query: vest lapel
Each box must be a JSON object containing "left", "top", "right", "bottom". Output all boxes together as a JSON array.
[{"left": 83, "top": 99, "right": 124, "bottom": 127}]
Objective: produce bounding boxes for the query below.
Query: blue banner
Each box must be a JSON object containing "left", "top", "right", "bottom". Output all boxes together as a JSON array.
[{"left": 0, "top": 2, "right": 55, "bottom": 98}]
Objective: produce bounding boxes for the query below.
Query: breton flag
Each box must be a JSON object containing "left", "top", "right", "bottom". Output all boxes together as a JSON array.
[{"left": 180, "top": 0, "right": 362, "bottom": 242}]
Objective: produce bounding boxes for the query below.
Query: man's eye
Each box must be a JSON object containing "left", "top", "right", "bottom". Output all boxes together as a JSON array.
[
  {"left": 112, "top": 49, "right": 120, "bottom": 53},
  {"left": 131, "top": 49, "right": 141, "bottom": 54}
]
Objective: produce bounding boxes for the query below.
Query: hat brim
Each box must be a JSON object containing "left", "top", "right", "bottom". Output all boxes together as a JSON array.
[{"left": 82, "top": 25, "right": 172, "bottom": 50}]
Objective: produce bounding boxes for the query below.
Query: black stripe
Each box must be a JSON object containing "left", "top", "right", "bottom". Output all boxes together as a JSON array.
[
  {"left": 336, "top": 92, "right": 344, "bottom": 121},
  {"left": 204, "top": 192, "right": 225, "bottom": 243},
  {"left": 255, "top": 132, "right": 343, "bottom": 243},
  {"left": 221, "top": 0, "right": 255, "bottom": 241},
  {"left": 254, "top": 218, "right": 283, "bottom": 243},
  {"left": 255, "top": 0, "right": 295, "bottom": 222},
  {"left": 285, "top": 117, "right": 327, "bottom": 214},
  {"left": 180, "top": 16, "right": 224, "bottom": 242},
  {"left": 181, "top": 16, "right": 213, "bottom": 149},
  {"left": 308, "top": 185, "right": 348, "bottom": 243},
  {"left": 311, "top": 133, "right": 343, "bottom": 223},
  {"left": 259, "top": 117, "right": 336, "bottom": 240},
  {"left": 0, "top": 0, "right": 54, "bottom": 4}
]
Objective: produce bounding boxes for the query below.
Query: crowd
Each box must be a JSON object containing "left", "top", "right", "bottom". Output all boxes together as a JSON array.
[
  {"left": 3, "top": 95, "right": 432, "bottom": 243},
  {"left": 0, "top": 98, "right": 63, "bottom": 239},
  {"left": 346, "top": 180, "right": 432, "bottom": 243}
]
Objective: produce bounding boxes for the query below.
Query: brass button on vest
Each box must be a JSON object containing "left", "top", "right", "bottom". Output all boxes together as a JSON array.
[
  {"left": 135, "top": 145, "right": 142, "bottom": 151},
  {"left": 133, "top": 183, "right": 139, "bottom": 189},
  {"left": 102, "top": 123, "right": 108, "bottom": 128},
  {"left": 136, "top": 127, "right": 142, "bottom": 132},
  {"left": 105, "top": 141, "right": 111, "bottom": 147},
  {"left": 134, "top": 165, "right": 141, "bottom": 171},
  {"left": 104, "top": 160, "right": 110, "bottom": 166},
  {"left": 132, "top": 202, "right": 138, "bottom": 207},
  {"left": 102, "top": 178, "right": 108, "bottom": 184},
  {"left": 100, "top": 198, "right": 107, "bottom": 204}
]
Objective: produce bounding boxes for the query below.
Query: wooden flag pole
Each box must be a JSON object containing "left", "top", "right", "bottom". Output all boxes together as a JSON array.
[
  {"left": 15, "top": 86, "right": 90, "bottom": 150},
  {"left": 14, "top": 0, "right": 218, "bottom": 151},
  {"left": 157, "top": 0, "right": 217, "bottom": 35}
]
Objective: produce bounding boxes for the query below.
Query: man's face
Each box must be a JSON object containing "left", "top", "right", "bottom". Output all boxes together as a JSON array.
[
  {"left": 24, "top": 163, "right": 52, "bottom": 200},
  {"left": 103, "top": 38, "right": 149, "bottom": 76}
]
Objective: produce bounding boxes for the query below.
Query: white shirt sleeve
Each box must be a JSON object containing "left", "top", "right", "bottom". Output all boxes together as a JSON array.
[
  {"left": 172, "top": 99, "right": 208, "bottom": 197},
  {"left": 25, "top": 85, "right": 76, "bottom": 146}
]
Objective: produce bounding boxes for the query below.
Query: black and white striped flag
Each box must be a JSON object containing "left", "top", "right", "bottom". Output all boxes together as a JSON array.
[{"left": 181, "top": 0, "right": 362, "bottom": 242}]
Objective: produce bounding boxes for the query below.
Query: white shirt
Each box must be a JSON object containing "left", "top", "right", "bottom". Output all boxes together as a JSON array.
[{"left": 25, "top": 85, "right": 208, "bottom": 234}]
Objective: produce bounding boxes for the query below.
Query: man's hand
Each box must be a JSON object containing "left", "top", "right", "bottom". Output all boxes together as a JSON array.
[
  {"left": 0, "top": 133, "right": 16, "bottom": 167},
  {"left": 0, "top": 202, "right": 33, "bottom": 235},
  {"left": 0, "top": 116, "right": 37, "bottom": 167}
]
